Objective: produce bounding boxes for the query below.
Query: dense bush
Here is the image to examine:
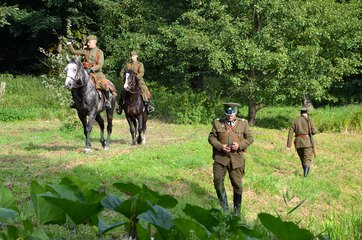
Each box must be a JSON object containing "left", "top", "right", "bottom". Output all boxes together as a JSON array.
[{"left": 151, "top": 84, "right": 221, "bottom": 124}]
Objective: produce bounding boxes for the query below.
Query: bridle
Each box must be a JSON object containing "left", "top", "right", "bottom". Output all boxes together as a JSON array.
[
  {"left": 66, "top": 62, "right": 86, "bottom": 88},
  {"left": 124, "top": 71, "right": 137, "bottom": 94}
]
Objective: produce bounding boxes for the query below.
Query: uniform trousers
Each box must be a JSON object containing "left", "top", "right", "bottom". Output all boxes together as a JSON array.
[
  {"left": 296, "top": 147, "right": 314, "bottom": 167},
  {"left": 213, "top": 161, "right": 243, "bottom": 195}
]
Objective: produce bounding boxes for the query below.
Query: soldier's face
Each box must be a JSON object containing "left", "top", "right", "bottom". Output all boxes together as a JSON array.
[
  {"left": 131, "top": 55, "right": 138, "bottom": 62},
  {"left": 226, "top": 113, "right": 237, "bottom": 121},
  {"left": 87, "top": 40, "right": 97, "bottom": 48}
]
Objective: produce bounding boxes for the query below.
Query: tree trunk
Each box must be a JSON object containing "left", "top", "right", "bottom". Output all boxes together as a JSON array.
[
  {"left": 0, "top": 82, "right": 6, "bottom": 99},
  {"left": 248, "top": 99, "right": 257, "bottom": 126}
]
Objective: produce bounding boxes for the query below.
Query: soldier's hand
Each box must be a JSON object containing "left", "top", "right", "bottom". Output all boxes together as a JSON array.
[
  {"left": 67, "top": 36, "right": 73, "bottom": 45},
  {"left": 222, "top": 144, "right": 231, "bottom": 154},
  {"left": 231, "top": 142, "right": 239, "bottom": 151}
]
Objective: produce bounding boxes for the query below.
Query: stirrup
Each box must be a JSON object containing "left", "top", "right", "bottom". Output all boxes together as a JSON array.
[
  {"left": 105, "top": 100, "right": 111, "bottom": 109},
  {"left": 147, "top": 104, "right": 154, "bottom": 113}
]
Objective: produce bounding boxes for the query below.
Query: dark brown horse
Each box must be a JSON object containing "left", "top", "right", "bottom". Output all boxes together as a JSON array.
[
  {"left": 119, "top": 69, "right": 147, "bottom": 145},
  {"left": 64, "top": 57, "right": 116, "bottom": 153}
]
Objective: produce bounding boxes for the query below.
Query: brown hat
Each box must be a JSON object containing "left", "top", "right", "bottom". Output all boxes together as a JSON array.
[
  {"left": 86, "top": 35, "right": 97, "bottom": 42},
  {"left": 131, "top": 51, "right": 138, "bottom": 56}
]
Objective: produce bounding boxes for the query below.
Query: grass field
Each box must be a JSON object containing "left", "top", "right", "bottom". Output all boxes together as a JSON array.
[{"left": 0, "top": 115, "right": 361, "bottom": 239}]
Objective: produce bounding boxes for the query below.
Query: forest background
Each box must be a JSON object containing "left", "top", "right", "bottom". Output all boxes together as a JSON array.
[{"left": 0, "top": 0, "right": 361, "bottom": 124}]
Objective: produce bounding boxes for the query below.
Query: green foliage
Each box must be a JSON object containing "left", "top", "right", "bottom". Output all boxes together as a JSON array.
[
  {"left": 0, "top": 185, "right": 19, "bottom": 221},
  {"left": 152, "top": 85, "right": 220, "bottom": 124},
  {"left": 0, "top": 176, "right": 329, "bottom": 239},
  {"left": 39, "top": 175, "right": 105, "bottom": 225}
]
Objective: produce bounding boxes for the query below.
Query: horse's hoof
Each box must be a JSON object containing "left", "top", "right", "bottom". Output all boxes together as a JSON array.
[
  {"left": 103, "top": 146, "right": 109, "bottom": 150},
  {"left": 84, "top": 148, "right": 92, "bottom": 154}
]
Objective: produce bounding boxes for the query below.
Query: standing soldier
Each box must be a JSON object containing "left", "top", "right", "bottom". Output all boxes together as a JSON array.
[
  {"left": 118, "top": 51, "right": 154, "bottom": 114},
  {"left": 208, "top": 103, "right": 254, "bottom": 215},
  {"left": 67, "top": 35, "right": 112, "bottom": 109},
  {"left": 287, "top": 107, "right": 318, "bottom": 177}
]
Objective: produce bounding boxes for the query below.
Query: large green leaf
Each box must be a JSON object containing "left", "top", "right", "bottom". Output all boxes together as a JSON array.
[
  {"left": 258, "top": 213, "right": 314, "bottom": 240},
  {"left": 0, "top": 208, "right": 18, "bottom": 221},
  {"left": 30, "top": 181, "right": 66, "bottom": 226},
  {"left": 113, "top": 182, "right": 142, "bottom": 196},
  {"left": 97, "top": 218, "right": 125, "bottom": 236},
  {"left": 138, "top": 205, "right": 173, "bottom": 230},
  {"left": 101, "top": 194, "right": 123, "bottom": 210},
  {"left": 183, "top": 204, "right": 219, "bottom": 231},
  {"left": 40, "top": 175, "right": 104, "bottom": 225},
  {"left": 172, "top": 218, "right": 213, "bottom": 239},
  {"left": 0, "top": 185, "right": 19, "bottom": 212}
]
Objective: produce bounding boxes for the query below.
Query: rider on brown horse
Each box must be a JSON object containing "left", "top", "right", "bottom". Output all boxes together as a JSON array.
[
  {"left": 67, "top": 35, "right": 113, "bottom": 109},
  {"left": 117, "top": 50, "right": 154, "bottom": 115}
]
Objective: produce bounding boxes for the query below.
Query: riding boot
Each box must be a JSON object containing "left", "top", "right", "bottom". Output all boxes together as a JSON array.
[
  {"left": 216, "top": 189, "right": 228, "bottom": 211},
  {"left": 233, "top": 192, "right": 242, "bottom": 215},
  {"left": 303, "top": 166, "right": 310, "bottom": 177},
  {"left": 145, "top": 100, "right": 154, "bottom": 113},
  {"left": 104, "top": 91, "right": 111, "bottom": 109}
]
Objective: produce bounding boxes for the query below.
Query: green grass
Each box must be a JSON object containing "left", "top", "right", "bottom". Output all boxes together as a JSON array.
[
  {"left": 0, "top": 118, "right": 361, "bottom": 239},
  {"left": 0, "top": 75, "right": 361, "bottom": 238}
]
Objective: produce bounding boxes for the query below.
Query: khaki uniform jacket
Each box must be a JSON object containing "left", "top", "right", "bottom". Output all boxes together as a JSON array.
[
  {"left": 208, "top": 118, "right": 253, "bottom": 169},
  {"left": 287, "top": 116, "right": 317, "bottom": 148},
  {"left": 120, "top": 61, "right": 145, "bottom": 80},
  {"left": 68, "top": 45, "right": 106, "bottom": 80}
]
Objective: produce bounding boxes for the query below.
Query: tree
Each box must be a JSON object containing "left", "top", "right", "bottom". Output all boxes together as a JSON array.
[{"left": 161, "top": 0, "right": 362, "bottom": 124}]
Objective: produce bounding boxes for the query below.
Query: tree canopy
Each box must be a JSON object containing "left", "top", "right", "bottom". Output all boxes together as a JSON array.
[{"left": 1, "top": 0, "right": 361, "bottom": 123}]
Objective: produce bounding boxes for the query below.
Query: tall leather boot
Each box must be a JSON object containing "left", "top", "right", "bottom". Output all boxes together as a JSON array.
[
  {"left": 216, "top": 189, "right": 228, "bottom": 211},
  {"left": 233, "top": 192, "right": 242, "bottom": 215},
  {"left": 303, "top": 166, "right": 310, "bottom": 177},
  {"left": 104, "top": 90, "right": 111, "bottom": 109}
]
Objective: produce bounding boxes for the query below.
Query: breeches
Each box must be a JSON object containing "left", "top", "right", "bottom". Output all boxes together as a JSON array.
[
  {"left": 213, "top": 161, "right": 243, "bottom": 195},
  {"left": 91, "top": 73, "right": 109, "bottom": 91},
  {"left": 296, "top": 147, "right": 313, "bottom": 167},
  {"left": 137, "top": 78, "right": 148, "bottom": 101}
]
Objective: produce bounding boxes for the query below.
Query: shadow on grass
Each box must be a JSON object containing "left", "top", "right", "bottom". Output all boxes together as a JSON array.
[
  {"left": 255, "top": 115, "right": 291, "bottom": 129},
  {"left": 24, "top": 143, "right": 78, "bottom": 151}
]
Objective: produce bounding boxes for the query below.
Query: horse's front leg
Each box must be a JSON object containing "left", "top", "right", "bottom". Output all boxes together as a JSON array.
[
  {"left": 84, "top": 111, "right": 97, "bottom": 153},
  {"left": 137, "top": 115, "right": 144, "bottom": 145},
  {"left": 95, "top": 113, "right": 106, "bottom": 149},
  {"left": 105, "top": 107, "right": 114, "bottom": 149},
  {"left": 127, "top": 117, "right": 136, "bottom": 145}
]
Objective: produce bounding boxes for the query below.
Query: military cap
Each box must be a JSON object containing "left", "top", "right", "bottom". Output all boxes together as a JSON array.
[
  {"left": 300, "top": 107, "right": 308, "bottom": 113},
  {"left": 223, "top": 102, "right": 240, "bottom": 115},
  {"left": 131, "top": 50, "right": 138, "bottom": 56},
  {"left": 86, "top": 35, "right": 97, "bottom": 41}
]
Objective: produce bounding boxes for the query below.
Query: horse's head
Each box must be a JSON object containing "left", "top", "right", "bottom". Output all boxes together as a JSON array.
[
  {"left": 64, "top": 56, "right": 85, "bottom": 90},
  {"left": 123, "top": 69, "right": 137, "bottom": 92}
]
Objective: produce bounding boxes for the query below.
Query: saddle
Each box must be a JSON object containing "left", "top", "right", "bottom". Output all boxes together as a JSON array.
[{"left": 89, "top": 73, "right": 116, "bottom": 95}]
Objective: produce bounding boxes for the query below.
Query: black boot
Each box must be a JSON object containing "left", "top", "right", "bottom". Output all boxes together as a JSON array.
[
  {"left": 233, "top": 192, "right": 242, "bottom": 215},
  {"left": 145, "top": 100, "right": 154, "bottom": 113},
  {"left": 104, "top": 91, "right": 111, "bottom": 109},
  {"left": 303, "top": 166, "right": 310, "bottom": 177},
  {"left": 216, "top": 189, "right": 228, "bottom": 211}
]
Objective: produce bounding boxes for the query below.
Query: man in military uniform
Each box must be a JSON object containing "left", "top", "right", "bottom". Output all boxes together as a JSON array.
[
  {"left": 287, "top": 107, "right": 318, "bottom": 177},
  {"left": 208, "top": 103, "right": 254, "bottom": 214},
  {"left": 67, "top": 35, "right": 112, "bottom": 109},
  {"left": 118, "top": 51, "right": 154, "bottom": 114}
]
